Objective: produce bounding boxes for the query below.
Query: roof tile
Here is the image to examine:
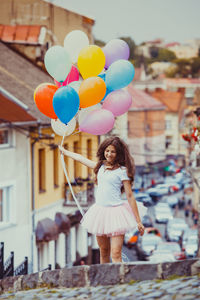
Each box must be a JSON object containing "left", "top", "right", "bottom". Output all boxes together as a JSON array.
[
  {"left": 150, "top": 89, "right": 183, "bottom": 112},
  {"left": 0, "top": 24, "right": 43, "bottom": 44},
  {"left": 1, "top": 25, "right": 16, "bottom": 42},
  {"left": 127, "top": 84, "right": 165, "bottom": 110},
  {"left": 0, "top": 93, "right": 36, "bottom": 123},
  {"left": 27, "top": 25, "right": 41, "bottom": 43},
  {"left": 15, "top": 25, "right": 29, "bottom": 42}
]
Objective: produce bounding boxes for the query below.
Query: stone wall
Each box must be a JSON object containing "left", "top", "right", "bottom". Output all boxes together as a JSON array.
[{"left": 0, "top": 259, "right": 200, "bottom": 293}]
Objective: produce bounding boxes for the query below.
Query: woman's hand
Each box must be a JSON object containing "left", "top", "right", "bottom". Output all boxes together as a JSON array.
[
  {"left": 137, "top": 222, "right": 145, "bottom": 236},
  {"left": 59, "top": 145, "right": 65, "bottom": 154}
]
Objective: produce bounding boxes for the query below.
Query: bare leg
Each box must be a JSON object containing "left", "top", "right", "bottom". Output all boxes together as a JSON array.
[
  {"left": 110, "top": 235, "right": 124, "bottom": 263},
  {"left": 96, "top": 235, "right": 111, "bottom": 264}
]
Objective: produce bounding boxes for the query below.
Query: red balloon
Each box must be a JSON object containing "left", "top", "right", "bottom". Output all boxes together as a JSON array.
[
  {"left": 34, "top": 83, "right": 58, "bottom": 118},
  {"left": 54, "top": 65, "right": 79, "bottom": 87}
]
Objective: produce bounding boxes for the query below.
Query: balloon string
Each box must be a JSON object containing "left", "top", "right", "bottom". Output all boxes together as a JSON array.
[{"left": 60, "top": 131, "right": 84, "bottom": 217}]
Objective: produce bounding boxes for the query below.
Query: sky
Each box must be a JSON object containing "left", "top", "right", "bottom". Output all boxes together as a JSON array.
[{"left": 51, "top": 0, "right": 200, "bottom": 45}]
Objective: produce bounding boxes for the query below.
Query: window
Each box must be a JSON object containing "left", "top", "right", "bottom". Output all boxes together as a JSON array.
[
  {"left": 165, "top": 120, "right": 172, "bottom": 130},
  {"left": 0, "top": 186, "right": 12, "bottom": 223},
  {"left": 53, "top": 147, "right": 59, "bottom": 187},
  {"left": 0, "top": 129, "right": 11, "bottom": 148},
  {"left": 87, "top": 139, "right": 92, "bottom": 178},
  {"left": 166, "top": 136, "right": 172, "bottom": 149},
  {"left": 39, "top": 149, "right": 46, "bottom": 192}
]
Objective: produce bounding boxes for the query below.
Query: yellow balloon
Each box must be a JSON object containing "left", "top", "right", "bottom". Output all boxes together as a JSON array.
[{"left": 77, "top": 45, "right": 106, "bottom": 79}]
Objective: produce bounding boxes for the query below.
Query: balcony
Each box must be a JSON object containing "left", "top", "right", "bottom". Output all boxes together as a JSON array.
[{"left": 63, "top": 178, "right": 95, "bottom": 208}]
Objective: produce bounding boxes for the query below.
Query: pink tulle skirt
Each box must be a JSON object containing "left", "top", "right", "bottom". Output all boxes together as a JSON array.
[{"left": 80, "top": 201, "right": 147, "bottom": 237}]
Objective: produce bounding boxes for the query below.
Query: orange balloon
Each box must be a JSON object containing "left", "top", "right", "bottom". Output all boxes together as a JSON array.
[
  {"left": 34, "top": 83, "right": 58, "bottom": 118},
  {"left": 79, "top": 77, "right": 106, "bottom": 108}
]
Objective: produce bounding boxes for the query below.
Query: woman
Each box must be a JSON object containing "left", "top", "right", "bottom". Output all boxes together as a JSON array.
[{"left": 59, "top": 136, "right": 146, "bottom": 263}]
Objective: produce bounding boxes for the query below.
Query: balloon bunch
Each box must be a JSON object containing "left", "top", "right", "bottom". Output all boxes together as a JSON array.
[{"left": 34, "top": 30, "right": 135, "bottom": 136}]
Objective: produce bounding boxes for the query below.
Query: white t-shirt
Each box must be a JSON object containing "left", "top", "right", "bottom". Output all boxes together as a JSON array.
[{"left": 95, "top": 165, "right": 130, "bottom": 206}]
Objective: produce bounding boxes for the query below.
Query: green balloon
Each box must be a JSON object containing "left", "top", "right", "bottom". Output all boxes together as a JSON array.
[{"left": 44, "top": 46, "right": 71, "bottom": 82}]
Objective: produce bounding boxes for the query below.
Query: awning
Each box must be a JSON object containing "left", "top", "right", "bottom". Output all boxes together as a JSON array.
[
  {"left": 55, "top": 212, "right": 71, "bottom": 234},
  {"left": 35, "top": 218, "right": 59, "bottom": 243},
  {"left": 68, "top": 210, "right": 82, "bottom": 226}
]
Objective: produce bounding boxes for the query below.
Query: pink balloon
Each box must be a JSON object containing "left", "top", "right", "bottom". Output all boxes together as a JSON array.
[
  {"left": 102, "top": 90, "right": 132, "bottom": 116},
  {"left": 54, "top": 65, "right": 79, "bottom": 87},
  {"left": 79, "top": 109, "right": 115, "bottom": 135}
]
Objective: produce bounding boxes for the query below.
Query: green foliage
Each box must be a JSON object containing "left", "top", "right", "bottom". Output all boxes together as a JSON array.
[
  {"left": 158, "top": 48, "right": 176, "bottom": 61},
  {"left": 191, "top": 57, "right": 200, "bottom": 76},
  {"left": 94, "top": 39, "right": 105, "bottom": 47},
  {"left": 171, "top": 58, "right": 191, "bottom": 78}
]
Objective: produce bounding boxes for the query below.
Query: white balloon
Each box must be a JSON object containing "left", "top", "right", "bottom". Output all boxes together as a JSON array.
[
  {"left": 78, "top": 103, "right": 102, "bottom": 124},
  {"left": 68, "top": 80, "right": 82, "bottom": 93},
  {"left": 51, "top": 118, "right": 76, "bottom": 136},
  {"left": 64, "top": 30, "right": 89, "bottom": 63}
]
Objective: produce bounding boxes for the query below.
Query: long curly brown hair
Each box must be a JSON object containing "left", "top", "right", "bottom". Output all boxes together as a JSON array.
[{"left": 94, "top": 137, "right": 135, "bottom": 190}]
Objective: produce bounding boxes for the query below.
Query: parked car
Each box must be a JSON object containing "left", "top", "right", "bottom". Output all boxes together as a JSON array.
[
  {"left": 154, "top": 202, "right": 173, "bottom": 222},
  {"left": 136, "top": 234, "right": 162, "bottom": 260},
  {"left": 165, "top": 218, "right": 189, "bottom": 242},
  {"left": 145, "top": 227, "right": 162, "bottom": 237},
  {"left": 134, "top": 192, "right": 153, "bottom": 207},
  {"left": 184, "top": 236, "right": 198, "bottom": 258},
  {"left": 166, "top": 196, "right": 179, "bottom": 208},
  {"left": 155, "top": 242, "right": 186, "bottom": 260},
  {"left": 146, "top": 184, "right": 169, "bottom": 196},
  {"left": 142, "top": 215, "right": 153, "bottom": 228},
  {"left": 124, "top": 225, "right": 161, "bottom": 248},
  {"left": 164, "top": 177, "right": 181, "bottom": 191},
  {"left": 182, "top": 228, "right": 198, "bottom": 247},
  {"left": 148, "top": 250, "right": 176, "bottom": 263},
  {"left": 154, "top": 206, "right": 173, "bottom": 223},
  {"left": 155, "top": 202, "right": 171, "bottom": 210},
  {"left": 124, "top": 228, "right": 140, "bottom": 248},
  {"left": 145, "top": 182, "right": 175, "bottom": 200}
]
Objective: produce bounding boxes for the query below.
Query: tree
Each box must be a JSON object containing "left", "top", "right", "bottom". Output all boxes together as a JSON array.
[
  {"left": 157, "top": 48, "right": 176, "bottom": 62},
  {"left": 172, "top": 58, "right": 192, "bottom": 78},
  {"left": 94, "top": 39, "right": 105, "bottom": 47},
  {"left": 191, "top": 57, "right": 200, "bottom": 77}
]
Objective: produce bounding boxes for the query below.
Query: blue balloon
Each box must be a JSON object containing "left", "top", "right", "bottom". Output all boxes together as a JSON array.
[
  {"left": 105, "top": 60, "right": 135, "bottom": 91},
  {"left": 101, "top": 88, "right": 113, "bottom": 102},
  {"left": 53, "top": 86, "right": 80, "bottom": 124},
  {"left": 98, "top": 72, "right": 106, "bottom": 81}
]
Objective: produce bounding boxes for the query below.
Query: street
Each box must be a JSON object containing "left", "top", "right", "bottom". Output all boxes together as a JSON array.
[{"left": 122, "top": 188, "right": 195, "bottom": 262}]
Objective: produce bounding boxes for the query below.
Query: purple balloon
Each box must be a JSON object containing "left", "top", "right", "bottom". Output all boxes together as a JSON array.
[{"left": 103, "top": 39, "right": 130, "bottom": 69}]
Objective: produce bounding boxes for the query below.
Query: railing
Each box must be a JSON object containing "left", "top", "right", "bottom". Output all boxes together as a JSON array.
[
  {"left": 0, "top": 242, "right": 4, "bottom": 279},
  {"left": 14, "top": 257, "right": 28, "bottom": 276},
  {"left": 0, "top": 242, "right": 28, "bottom": 279},
  {"left": 41, "top": 264, "right": 51, "bottom": 271},
  {"left": 3, "top": 251, "right": 14, "bottom": 278}
]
